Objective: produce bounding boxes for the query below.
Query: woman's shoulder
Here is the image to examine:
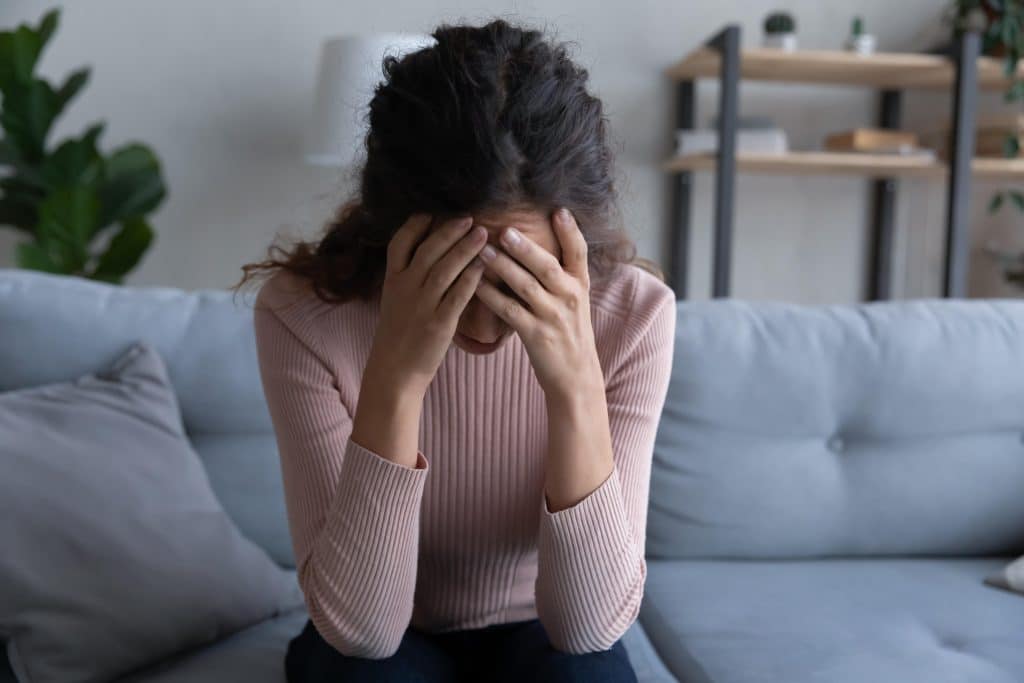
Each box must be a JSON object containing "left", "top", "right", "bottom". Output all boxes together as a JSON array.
[
  {"left": 255, "top": 269, "right": 322, "bottom": 317},
  {"left": 588, "top": 261, "right": 677, "bottom": 383},
  {"left": 253, "top": 269, "right": 377, "bottom": 363},
  {"left": 589, "top": 260, "right": 676, "bottom": 333},
  {"left": 255, "top": 269, "right": 374, "bottom": 324}
]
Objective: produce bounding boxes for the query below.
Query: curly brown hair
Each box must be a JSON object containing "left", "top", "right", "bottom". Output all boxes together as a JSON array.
[{"left": 231, "top": 17, "right": 661, "bottom": 305}]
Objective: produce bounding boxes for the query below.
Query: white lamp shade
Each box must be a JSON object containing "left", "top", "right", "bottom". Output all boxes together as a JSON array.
[{"left": 304, "top": 32, "right": 437, "bottom": 167}]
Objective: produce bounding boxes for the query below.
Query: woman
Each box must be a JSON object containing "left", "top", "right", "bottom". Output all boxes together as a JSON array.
[{"left": 233, "top": 17, "right": 676, "bottom": 683}]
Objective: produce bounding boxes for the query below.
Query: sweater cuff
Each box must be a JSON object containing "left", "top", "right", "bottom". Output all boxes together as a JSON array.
[
  {"left": 341, "top": 438, "right": 429, "bottom": 503},
  {"left": 539, "top": 464, "right": 635, "bottom": 556}
]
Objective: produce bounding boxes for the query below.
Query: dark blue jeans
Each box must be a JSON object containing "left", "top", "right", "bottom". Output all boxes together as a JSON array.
[{"left": 284, "top": 617, "right": 638, "bottom": 682}]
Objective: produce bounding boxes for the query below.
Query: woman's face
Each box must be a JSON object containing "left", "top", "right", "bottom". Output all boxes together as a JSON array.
[{"left": 451, "top": 206, "right": 562, "bottom": 355}]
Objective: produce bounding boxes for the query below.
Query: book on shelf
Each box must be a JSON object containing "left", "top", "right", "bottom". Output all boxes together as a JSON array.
[
  {"left": 674, "top": 128, "right": 788, "bottom": 156},
  {"left": 824, "top": 128, "right": 920, "bottom": 153},
  {"left": 841, "top": 147, "right": 938, "bottom": 160}
]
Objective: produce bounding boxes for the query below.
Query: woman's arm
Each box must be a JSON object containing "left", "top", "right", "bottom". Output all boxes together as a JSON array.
[
  {"left": 534, "top": 284, "right": 677, "bottom": 654},
  {"left": 253, "top": 298, "right": 429, "bottom": 660}
]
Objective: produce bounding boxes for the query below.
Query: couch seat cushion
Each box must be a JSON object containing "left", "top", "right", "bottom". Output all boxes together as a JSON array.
[
  {"left": 117, "top": 607, "right": 309, "bottom": 682},
  {"left": 640, "top": 557, "right": 1024, "bottom": 683}
]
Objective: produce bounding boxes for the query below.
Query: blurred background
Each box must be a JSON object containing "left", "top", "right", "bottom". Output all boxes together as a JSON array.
[{"left": 0, "top": 0, "right": 1019, "bottom": 303}]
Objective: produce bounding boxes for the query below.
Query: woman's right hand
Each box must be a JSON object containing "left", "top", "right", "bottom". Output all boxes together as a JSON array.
[{"left": 365, "top": 212, "right": 489, "bottom": 396}]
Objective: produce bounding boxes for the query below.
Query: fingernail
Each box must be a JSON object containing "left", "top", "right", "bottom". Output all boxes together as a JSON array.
[
  {"left": 480, "top": 244, "right": 497, "bottom": 261},
  {"left": 558, "top": 208, "right": 570, "bottom": 221},
  {"left": 501, "top": 227, "right": 521, "bottom": 247}
]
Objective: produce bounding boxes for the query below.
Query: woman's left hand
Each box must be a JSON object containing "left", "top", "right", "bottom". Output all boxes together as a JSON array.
[{"left": 474, "top": 207, "right": 603, "bottom": 403}]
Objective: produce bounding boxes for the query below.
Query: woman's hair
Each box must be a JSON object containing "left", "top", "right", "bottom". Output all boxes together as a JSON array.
[{"left": 231, "top": 17, "right": 662, "bottom": 304}]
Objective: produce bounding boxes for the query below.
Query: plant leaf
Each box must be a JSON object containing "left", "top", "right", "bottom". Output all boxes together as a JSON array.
[
  {"left": 0, "top": 137, "right": 18, "bottom": 166},
  {"left": 989, "top": 191, "right": 1005, "bottom": 213},
  {"left": 90, "top": 216, "right": 153, "bottom": 282},
  {"left": 39, "top": 122, "right": 105, "bottom": 189},
  {"left": 15, "top": 240, "right": 62, "bottom": 273},
  {"left": 54, "top": 67, "right": 90, "bottom": 113},
  {"left": 36, "top": 187, "right": 100, "bottom": 272},
  {"left": 0, "top": 196, "right": 38, "bottom": 232},
  {"left": 0, "top": 176, "right": 47, "bottom": 222},
  {"left": 0, "top": 9, "right": 60, "bottom": 89},
  {"left": 35, "top": 9, "right": 60, "bottom": 51},
  {"left": 0, "top": 79, "right": 58, "bottom": 162},
  {"left": 1005, "top": 133, "right": 1021, "bottom": 157},
  {"left": 0, "top": 68, "right": 90, "bottom": 162},
  {"left": 1004, "top": 79, "right": 1024, "bottom": 101},
  {"left": 98, "top": 144, "right": 166, "bottom": 227}
]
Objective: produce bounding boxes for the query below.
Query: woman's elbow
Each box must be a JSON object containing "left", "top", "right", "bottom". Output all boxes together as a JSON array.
[
  {"left": 298, "top": 564, "right": 407, "bottom": 659},
  {"left": 543, "top": 603, "right": 641, "bottom": 655},
  {"left": 304, "top": 595, "right": 405, "bottom": 659},
  {"left": 538, "top": 561, "right": 646, "bottom": 654}
]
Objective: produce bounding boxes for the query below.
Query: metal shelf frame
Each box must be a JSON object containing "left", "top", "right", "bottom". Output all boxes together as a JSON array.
[{"left": 667, "top": 24, "right": 982, "bottom": 300}]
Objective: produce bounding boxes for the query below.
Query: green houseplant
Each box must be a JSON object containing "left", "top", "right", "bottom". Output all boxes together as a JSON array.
[{"left": 0, "top": 8, "right": 166, "bottom": 283}]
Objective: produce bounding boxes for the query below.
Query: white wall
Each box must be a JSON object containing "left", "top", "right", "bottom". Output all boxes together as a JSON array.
[{"left": 1, "top": 0, "right": 1016, "bottom": 301}]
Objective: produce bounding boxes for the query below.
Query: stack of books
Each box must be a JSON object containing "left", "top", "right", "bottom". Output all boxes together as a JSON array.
[{"left": 823, "top": 128, "right": 934, "bottom": 159}]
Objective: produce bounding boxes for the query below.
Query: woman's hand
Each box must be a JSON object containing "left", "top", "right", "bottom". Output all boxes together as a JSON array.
[
  {"left": 366, "top": 212, "right": 489, "bottom": 397},
  {"left": 473, "top": 207, "right": 603, "bottom": 403}
]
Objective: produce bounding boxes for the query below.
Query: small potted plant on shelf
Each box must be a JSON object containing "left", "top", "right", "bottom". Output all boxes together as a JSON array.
[
  {"left": 844, "top": 16, "right": 877, "bottom": 55},
  {"left": 946, "top": 1, "right": 1024, "bottom": 288},
  {"left": 763, "top": 11, "right": 797, "bottom": 51}
]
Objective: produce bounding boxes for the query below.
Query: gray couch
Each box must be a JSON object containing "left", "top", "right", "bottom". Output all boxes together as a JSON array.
[{"left": 1, "top": 268, "right": 1022, "bottom": 682}]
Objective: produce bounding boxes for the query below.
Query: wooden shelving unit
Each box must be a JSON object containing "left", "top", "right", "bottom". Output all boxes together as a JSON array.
[
  {"left": 666, "top": 46, "right": 1024, "bottom": 90},
  {"left": 663, "top": 25, "right": 1024, "bottom": 300},
  {"left": 662, "top": 151, "right": 1024, "bottom": 180}
]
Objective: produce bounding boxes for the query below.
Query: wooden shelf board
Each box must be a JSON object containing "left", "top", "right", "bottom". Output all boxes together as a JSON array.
[
  {"left": 665, "top": 46, "right": 1023, "bottom": 91},
  {"left": 661, "top": 151, "right": 1024, "bottom": 180}
]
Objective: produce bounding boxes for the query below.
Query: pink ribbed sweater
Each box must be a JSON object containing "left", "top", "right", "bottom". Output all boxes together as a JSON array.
[{"left": 252, "top": 261, "right": 676, "bottom": 658}]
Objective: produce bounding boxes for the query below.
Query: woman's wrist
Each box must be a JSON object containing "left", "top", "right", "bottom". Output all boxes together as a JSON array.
[{"left": 352, "top": 362, "right": 426, "bottom": 469}]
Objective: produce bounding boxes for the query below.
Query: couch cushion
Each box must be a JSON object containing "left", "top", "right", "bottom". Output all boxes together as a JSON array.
[
  {"left": 117, "top": 607, "right": 308, "bottom": 682},
  {"left": 0, "top": 341, "right": 303, "bottom": 683},
  {"left": 640, "top": 557, "right": 1024, "bottom": 683},
  {"left": 650, "top": 299, "right": 1024, "bottom": 559},
  {"left": 0, "top": 268, "right": 293, "bottom": 567}
]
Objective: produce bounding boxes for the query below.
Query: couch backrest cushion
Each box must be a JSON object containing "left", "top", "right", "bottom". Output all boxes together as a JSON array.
[
  {"left": 648, "top": 298, "right": 1024, "bottom": 559},
  {"left": 0, "top": 269, "right": 294, "bottom": 567}
]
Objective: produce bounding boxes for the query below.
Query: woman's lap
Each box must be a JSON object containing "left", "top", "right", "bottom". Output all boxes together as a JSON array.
[{"left": 285, "top": 617, "right": 638, "bottom": 683}]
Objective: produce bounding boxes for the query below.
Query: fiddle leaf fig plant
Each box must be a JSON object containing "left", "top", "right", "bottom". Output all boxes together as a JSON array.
[{"left": 0, "top": 8, "right": 166, "bottom": 283}]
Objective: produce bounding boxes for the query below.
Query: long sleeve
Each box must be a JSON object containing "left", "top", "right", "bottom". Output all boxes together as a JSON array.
[
  {"left": 534, "top": 282, "right": 677, "bottom": 654},
  {"left": 252, "top": 289, "right": 430, "bottom": 659}
]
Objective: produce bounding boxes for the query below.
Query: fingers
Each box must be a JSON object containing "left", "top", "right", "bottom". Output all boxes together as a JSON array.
[
  {"left": 473, "top": 276, "right": 534, "bottom": 337},
  {"left": 424, "top": 223, "right": 488, "bottom": 304},
  {"left": 552, "top": 208, "right": 588, "bottom": 283},
  {"left": 494, "top": 224, "right": 572, "bottom": 298},
  {"left": 477, "top": 240, "right": 556, "bottom": 317},
  {"left": 439, "top": 257, "right": 487, "bottom": 319},
  {"left": 408, "top": 215, "right": 476, "bottom": 282},
  {"left": 386, "top": 212, "right": 433, "bottom": 276}
]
